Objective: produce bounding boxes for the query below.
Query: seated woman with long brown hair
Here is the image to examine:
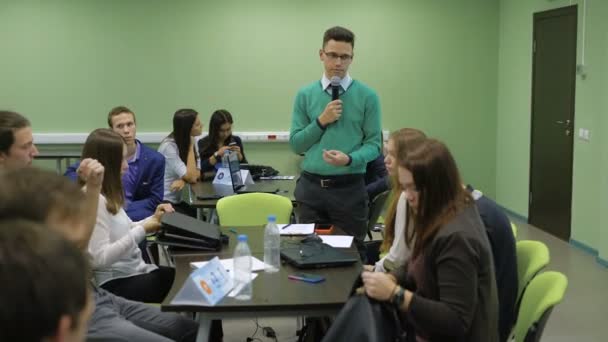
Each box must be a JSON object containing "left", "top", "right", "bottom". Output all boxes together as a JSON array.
[
  {"left": 82, "top": 128, "right": 176, "bottom": 303},
  {"left": 361, "top": 139, "right": 499, "bottom": 341}
]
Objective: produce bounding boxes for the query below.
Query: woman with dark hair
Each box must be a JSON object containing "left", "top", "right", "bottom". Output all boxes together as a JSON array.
[
  {"left": 198, "top": 109, "right": 247, "bottom": 174},
  {"left": 360, "top": 139, "right": 499, "bottom": 342},
  {"left": 82, "top": 128, "right": 176, "bottom": 303},
  {"left": 158, "top": 108, "right": 203, "bottom": 215}
]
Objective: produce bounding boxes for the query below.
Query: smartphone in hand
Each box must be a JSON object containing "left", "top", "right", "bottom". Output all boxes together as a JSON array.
[{"left": 288, "top": 273, "right": 325, "bottom": 283}]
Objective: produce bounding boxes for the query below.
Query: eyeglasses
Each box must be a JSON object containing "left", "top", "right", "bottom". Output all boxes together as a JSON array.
[{"left": 323, "top": 51, "right": 353, "bottom": 62}]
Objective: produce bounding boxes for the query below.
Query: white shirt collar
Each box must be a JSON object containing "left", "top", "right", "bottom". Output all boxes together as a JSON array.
[
  {"left": 471, "top": 189, "right": 483, "bottom": 201},
  {"left": 321, "top": 73, "right": 353, "bottom": 91}
]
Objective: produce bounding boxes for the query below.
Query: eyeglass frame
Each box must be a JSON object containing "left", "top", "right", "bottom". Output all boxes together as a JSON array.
[{"left": 322, "top": 50, "right": 353, "bottom": 62}]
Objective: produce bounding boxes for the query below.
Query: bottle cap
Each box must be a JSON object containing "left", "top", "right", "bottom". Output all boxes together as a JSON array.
[
  {"left": 268, "top": 215, "right": 276, "bottom": 222},
  {"left": 237, "top": 234, "right": 248, "bottom": 242}
]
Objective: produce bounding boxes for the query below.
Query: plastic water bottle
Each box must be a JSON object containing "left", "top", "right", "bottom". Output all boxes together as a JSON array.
[
  {"left": 233, "top": 234, "right": 252, "bottom": 300},
  {"left": 221, "top": 149, "right": 231, "bottom": 168},
  {"left": 264, "top": 215, "right": 281, "bottom": 273}
]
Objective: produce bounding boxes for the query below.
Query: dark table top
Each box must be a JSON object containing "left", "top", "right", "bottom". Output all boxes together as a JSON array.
[
  {"left": 188, "top": 179, "right": 297, "bottom": 208},
  {"left": 161, "top": 226, "right": 361, "bottom": 313},
  {"left": 35, "top": 151, "right": 81, "bottom": 159}
]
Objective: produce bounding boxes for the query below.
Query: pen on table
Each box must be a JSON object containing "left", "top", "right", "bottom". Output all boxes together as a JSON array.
[
  {"left": 281, "top": 223, "right": 292, "bottom": 230},
  {"left": 229, "top": 228, "right": 238, "bottom": 235}
]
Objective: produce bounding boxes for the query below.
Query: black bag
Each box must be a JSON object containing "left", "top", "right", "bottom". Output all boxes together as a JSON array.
[
  {"left": 321, "top": 295, "right": 407, "bottom": 342},
  {"left": 241, "top": 163, "right": 279, "bottom": 179}
]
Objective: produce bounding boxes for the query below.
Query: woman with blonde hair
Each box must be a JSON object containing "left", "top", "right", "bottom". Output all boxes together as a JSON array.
[{"left": 369, "top": 128, "right": 426, "bottom": 272}]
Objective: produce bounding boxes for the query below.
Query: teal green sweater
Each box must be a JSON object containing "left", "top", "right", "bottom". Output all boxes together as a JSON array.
[{"left": 289, "top": 79, "right": 382, "bottom": 175}]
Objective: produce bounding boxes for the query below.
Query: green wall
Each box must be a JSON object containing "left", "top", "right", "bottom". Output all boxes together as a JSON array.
[
  {"left": 496, "top": 0, "right": 608, "bottom": 261},
  {"left": 2, "top": 0, "right": 500, "bottom": 196}
]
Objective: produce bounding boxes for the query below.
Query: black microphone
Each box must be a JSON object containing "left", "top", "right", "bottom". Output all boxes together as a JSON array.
[{"left": 330, "top": 76, "right": 341, "bottom": 101}]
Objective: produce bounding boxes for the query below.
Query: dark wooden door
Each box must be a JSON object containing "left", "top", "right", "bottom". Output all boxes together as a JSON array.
[{"left": 529, "top": 5, "right": 577, "bottom": 241}]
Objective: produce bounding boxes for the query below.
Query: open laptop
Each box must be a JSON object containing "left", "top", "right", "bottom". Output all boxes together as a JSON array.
[
  {"left": 226, "top": 151, "right": 280, "bottom": 194},
  {"left": 280, "top": 240, "right": 358, "bottom": 269}
]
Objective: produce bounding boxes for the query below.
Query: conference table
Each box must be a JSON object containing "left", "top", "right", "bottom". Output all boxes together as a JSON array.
[
  {"left": 161, "top": 226, "right": 362, "bottom": 342},
  {"left": 187, "top": 178, "right": 298, "bottom": 209}
]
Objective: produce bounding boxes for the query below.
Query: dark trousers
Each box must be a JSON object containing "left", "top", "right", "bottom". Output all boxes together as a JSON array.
[
  {"left": 295, "top": 173, "right": 369, "bottom": 261},
  {"left": 101, "top": 266, "right": 175, "bottom": 303}
]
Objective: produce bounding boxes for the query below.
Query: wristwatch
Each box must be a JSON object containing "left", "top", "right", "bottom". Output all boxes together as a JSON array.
[
  {"left": 392, "top": 286, "right": 405, "bottom": 308},
  {"left": 213, "top": 152, "right": 220, "bottom": 161}
]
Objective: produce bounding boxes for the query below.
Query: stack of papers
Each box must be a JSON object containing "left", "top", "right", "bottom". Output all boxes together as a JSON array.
[
  {"left": 191, "top": 256, "right": 268, "bottom": 273},
  {"left": 319, "top": 235, "right": 354, "bottom": 248},
  {"left": 278, "top": 223, "right": 315, "bottom": 235},
  {"left": 190, "top": 257, "right": 268, "bottom": 298},
  {"left": 259, "top": 175, "right": 296, "bottom": 180}
]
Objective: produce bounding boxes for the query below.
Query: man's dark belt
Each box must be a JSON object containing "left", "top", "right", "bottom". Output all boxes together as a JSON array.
[{"left": 301, "top": 171, "right": 364, "bottom": 189}]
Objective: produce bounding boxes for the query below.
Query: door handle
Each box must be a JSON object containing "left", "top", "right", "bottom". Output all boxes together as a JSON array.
[{"left": 556, "top": 119, "right": 571, "bottom": 126}]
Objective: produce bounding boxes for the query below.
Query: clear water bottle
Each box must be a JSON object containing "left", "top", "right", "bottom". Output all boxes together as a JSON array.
[
  {"left": 264, "top": 215, "right": 281, "bottom": 273},
  {"left": 233, "top": 234, "right": 252, "bottom": 300},
  {"left": 221, "top": 149, "right": 231, "bottom": 168}
]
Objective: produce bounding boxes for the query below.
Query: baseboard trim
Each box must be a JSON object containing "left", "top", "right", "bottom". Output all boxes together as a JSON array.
[
  {"left": 596, "top": 256, "right": 608, "bottom": 268},
  {"left": 569, "top": 238, "right": 599, "bottom": 256},
  {"left": 497, "top": 205, "right": 528, "bottom": 223}
]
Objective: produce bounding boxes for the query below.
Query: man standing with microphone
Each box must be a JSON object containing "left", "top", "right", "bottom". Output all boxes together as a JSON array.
[{"left": 290, "top": 26, "right": 382, "bottom": 260}]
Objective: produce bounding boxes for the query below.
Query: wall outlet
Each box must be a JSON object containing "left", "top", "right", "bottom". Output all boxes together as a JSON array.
[{"left": 578, "top": 128, "right": 591, "bottom": 141}]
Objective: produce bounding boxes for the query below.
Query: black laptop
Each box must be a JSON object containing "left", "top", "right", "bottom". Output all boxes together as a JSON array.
[
  {"left": 157, "top": 212, "right": 222, "bottom": 251},
  {"left": 280, "top": 240, "right": 358, "bottom": 269},
  {"left": 226, "top": 152, "right": 280, "bottom": 194}
]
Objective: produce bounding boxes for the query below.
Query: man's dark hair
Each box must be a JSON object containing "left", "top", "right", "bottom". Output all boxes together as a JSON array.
[
  {"left": 0, "top": 167, "right": 86, "bottom": 223},
  {"left": 107, "top": 106, "right": 136, "bottom": 128},
  {"left": 0, "top": 111, "right": 30, "bottom": 154},
  {"left": 323, "top": 26, "right": 355, "bottom": 48},
  {"left": 0, "top": 219, "right": 90, "bottom": 341}
]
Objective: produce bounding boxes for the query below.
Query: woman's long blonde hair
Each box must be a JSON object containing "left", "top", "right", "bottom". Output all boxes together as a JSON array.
[{"left": 380, "top": 128, "right": 427, "bottom": 253}]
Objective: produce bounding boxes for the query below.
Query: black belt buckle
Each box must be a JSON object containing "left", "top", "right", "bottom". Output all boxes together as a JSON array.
[{"left": 320, "top": 179, "right": 331, "bottom": 188}]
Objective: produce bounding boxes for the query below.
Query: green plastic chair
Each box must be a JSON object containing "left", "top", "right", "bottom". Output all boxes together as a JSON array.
[
  {"left": 216, "top": 192, "right": 293, "bottom": 226},
  {"left": 512, "top": 271, "right": 568, "bottom": 342},
  {"left": 516, "top": 240, "right": 550, "bottom": 309},
  {"left": 511, "top": 222, "right": 518, "bottom": 238}
]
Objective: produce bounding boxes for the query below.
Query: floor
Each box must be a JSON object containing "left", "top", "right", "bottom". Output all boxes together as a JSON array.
[{"left": 215, "top": 218, "right": 608, "bottom": 342}]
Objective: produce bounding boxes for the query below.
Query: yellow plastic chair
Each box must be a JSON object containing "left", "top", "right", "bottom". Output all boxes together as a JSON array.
[
  {"left": 511, "top": 222, "right": 518, "bottom": 238},
  {"left": 516, "top": 240, "right": 550, "bottom": 309},
  {"left": 511, "top": 271, "right": 568, "bottom": 342},
  {"left": 216, "top": 193, "right": 293, "bottom": 226}
]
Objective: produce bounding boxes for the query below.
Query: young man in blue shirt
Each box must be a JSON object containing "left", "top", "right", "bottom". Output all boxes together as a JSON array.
[{"left": 65, "top": 106, "right": 165, "bottom": 221}]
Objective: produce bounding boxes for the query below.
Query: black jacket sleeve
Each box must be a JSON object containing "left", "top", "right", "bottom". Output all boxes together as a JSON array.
[{"left": 407, "top": 233, "right": 480, "bottom": 337}]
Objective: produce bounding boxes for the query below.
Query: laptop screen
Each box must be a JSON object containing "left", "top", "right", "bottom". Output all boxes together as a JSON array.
[{"left": 227, "top": 152, "right": 243, "bottom": 189}]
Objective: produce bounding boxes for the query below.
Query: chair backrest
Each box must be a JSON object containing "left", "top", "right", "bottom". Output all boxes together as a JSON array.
[
  {"left": 511, "top": 222, "right": 518, "bottom": 238},
  {"left": 216, "top": 193, "right": 293, "bottom": 226},
  {"left": 516, "top": 240, "right": 550, "bottom": 306},
  {"left": 367, "top": 190, "right": 390, "bottom": 232},
  {"left": 512, "top": 271, "right": 568, "bottom": 342}
]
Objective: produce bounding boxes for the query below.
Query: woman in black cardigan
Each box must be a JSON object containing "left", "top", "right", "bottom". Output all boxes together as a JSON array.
[
  {"left": 198, "top": 109, "right": 247, "bottom": 174},
  {"left": 361, "top": 138, "right": 499, "bottom": 342}
]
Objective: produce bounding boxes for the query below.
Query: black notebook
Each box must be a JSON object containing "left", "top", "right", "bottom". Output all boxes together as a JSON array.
[
  {"left": 157, "top": 212, "right": 222, "bottom": 251},
  {"left": 280, "top": 240, "right": 358, "bottom": 269}
]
